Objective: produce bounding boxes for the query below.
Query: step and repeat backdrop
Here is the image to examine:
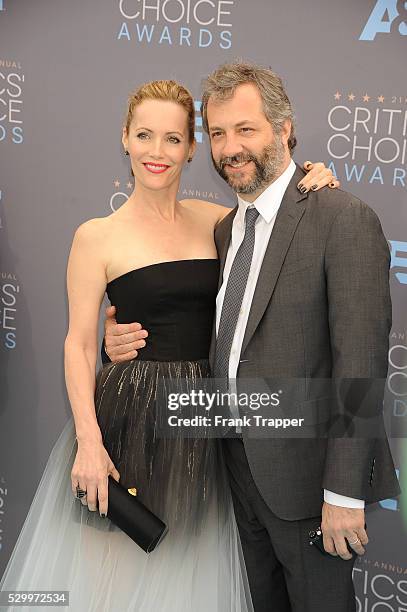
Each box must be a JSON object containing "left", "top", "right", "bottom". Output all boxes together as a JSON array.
[{"left": 0, "top": 1, "right": 406, "bottom": 608}]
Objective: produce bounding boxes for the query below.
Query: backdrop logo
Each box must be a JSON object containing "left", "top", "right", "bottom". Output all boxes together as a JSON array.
[
  {"left": 388, "top": 337, "right": 407, "bottom": 420},
  {"left": 389, "top": 241, "right": 407, "bottom": 284},
  {"left": 379, "top": 469, "right": 401, "bottom": 511},
  {"left": 385, "top": 337, "right": 406, "bottom": 520},
  {"left": 180, "top": 186, "right": 220, "bottom": 200},
  {"left": 0, "top": 476, "right": 7, "bottom": 553},
  {"left": 195, "top": 100, "right": 203, "bottom": 142},
  {"left": 326, "top": 91, "right": 407, "bottom": 188},
  {"left": 117, "top": 0, "right": 233, "bottom": 49},
  {"left": 353, "top": 562, "right": 407, "bottom": 610},
  {"left": 109, "top": 178, "right": 133, "bottom": 212},
  {"left": 108, "top": 175, "right": 220, "bottom": 210},
  {"left": 0, "top": 272, "right": 19, "bottom": 349},
  {"left": 359, "top": 0, "right": 407, "bottom": 40},
  {"left": 0, "top": 59, "right": 24, "bottom": 145}
]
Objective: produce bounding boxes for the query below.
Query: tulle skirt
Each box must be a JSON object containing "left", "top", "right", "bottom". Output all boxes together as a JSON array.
[{"left": 0, "top": 359, "right": 253, "bottom": 611}]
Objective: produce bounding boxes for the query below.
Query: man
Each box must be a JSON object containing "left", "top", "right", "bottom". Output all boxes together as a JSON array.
[{"left": 103, "top": 62, "right": 400, "bottom": 611}]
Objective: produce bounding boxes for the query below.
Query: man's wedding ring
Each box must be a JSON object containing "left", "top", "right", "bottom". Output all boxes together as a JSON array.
[
  {"left": 76, "top": 485, "right": 87, "bottom": 499},
  {"left": 348, "top": 538, "right": 359, "bottom": 546}
]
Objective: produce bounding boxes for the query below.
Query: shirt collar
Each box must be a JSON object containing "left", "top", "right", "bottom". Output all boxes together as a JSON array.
[{"left": 236, "top": 158, "right": 296, "bottom": 224}]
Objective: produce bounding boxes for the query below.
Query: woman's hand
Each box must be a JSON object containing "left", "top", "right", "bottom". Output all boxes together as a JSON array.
[
  {"left": 71, "top": 437, "right": 120, "bottom": 517},
  {"left": 297, "top": 161, "right": 340, "bottom": 193}
]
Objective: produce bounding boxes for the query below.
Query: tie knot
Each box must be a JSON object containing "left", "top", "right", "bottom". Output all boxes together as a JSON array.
[{"left": 245, "top": 206, "right": 259, "bottom": 229}]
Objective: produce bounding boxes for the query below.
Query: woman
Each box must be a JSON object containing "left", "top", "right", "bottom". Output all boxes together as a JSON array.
[{"left": 0, "top": 80, "right": 337, "bottom": 611}]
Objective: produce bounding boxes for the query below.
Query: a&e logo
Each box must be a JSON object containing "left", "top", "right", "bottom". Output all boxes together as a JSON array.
[
  {"left": 389, "top": 241, "right": 407, "bottom": 285},
  {"left": 359, "top": 0, "right": 407, "bottom": 40}
]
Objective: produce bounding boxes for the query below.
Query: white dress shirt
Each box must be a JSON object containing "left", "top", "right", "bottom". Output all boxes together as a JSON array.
[{"left": 215, "top": 159, "right": 364, "bottom": 509}]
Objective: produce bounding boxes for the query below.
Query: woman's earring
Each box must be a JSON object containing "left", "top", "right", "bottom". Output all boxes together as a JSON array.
[
  {"left": 125, "top": 150, "right": 129, "bottom": 156},
  {"left": 187, "top": 157, "right": 192, "bottom": 163}
]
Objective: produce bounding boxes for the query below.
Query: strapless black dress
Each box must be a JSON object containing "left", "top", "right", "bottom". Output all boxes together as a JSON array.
[
  {"left": 96, "top": 259, "right": 219, "bottom": 521},
  {"left": 0, "top": 260, "right": 253, "bottom": 612}
]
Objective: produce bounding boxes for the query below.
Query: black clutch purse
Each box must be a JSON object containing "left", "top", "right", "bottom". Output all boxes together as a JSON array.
[
  {"left": 308, "top": 526, "right": 357, "bottom": 558},
  {"left": 99, "top": 475, "right": 168, "bottom": 553}
]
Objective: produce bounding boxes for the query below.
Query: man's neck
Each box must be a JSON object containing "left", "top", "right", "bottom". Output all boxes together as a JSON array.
[{"left": 238, "top": 156, "right": 292, "bottom": 204}]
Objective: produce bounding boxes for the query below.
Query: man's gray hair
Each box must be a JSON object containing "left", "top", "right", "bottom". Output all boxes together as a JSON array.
[{"left": 201, "top": 60, "right": 297, "bottom": 152}]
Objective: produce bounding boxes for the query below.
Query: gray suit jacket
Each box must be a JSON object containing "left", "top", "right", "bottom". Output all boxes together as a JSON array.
[{"left": 210, "top": 165, "right": 400, "bottom": 521}]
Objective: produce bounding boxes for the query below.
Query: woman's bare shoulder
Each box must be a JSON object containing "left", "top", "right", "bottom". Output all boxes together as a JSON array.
[
  {"left": 71, "top": 216, "right": 114, "bottom": 251},
  {"left": 180, "top": 198, "right": 233, "bottom": 225}
]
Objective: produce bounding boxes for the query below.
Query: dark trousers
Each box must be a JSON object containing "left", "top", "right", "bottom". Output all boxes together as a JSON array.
[{"left": 222, "top": 438, "right": 357, "bottom": 612}]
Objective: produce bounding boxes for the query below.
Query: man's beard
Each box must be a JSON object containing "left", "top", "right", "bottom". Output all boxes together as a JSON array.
[{"left": 212, "top": 138, "right": 286, "bottom": 195}]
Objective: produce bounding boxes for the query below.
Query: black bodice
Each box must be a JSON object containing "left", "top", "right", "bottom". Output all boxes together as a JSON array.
[{"left": 106, "top": 259, "right": 219, "bottom": 362}]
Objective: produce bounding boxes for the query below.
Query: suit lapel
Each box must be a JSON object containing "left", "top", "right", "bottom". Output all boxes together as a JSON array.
[{"left": 241, "top": 167, "right": 308, "bottom": 356}]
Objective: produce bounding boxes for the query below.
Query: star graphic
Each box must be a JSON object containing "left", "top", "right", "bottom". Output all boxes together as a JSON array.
[
  {"left": 348, "top": 93, "right": 355, "bottom": 101},
  {"left": 334, "top": 91, "right": 341, "bottom": 100},
  {"left": 377, "top": 95, "right": 385, "bottom": 103},
  {"left": 363, "top": 94, "right": 370, "bottom": 102},
  {"left": 114, "top": 180, "right": 120, "bottom": 188},
  {"left": 127, "top": 182, "right": 133, "bottom": 189}
]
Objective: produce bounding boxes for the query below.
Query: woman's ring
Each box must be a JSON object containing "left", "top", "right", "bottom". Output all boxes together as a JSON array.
[{"left": 76, "top": 485, "right": 87, "bottom": 499}]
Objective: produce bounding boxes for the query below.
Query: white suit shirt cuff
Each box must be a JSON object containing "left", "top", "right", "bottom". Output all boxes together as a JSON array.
[{"left": 324, "top": 489, "right": 365, "bottom": 509}]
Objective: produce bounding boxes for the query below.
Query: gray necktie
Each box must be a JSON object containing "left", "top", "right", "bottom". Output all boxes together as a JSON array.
[{"left": 214, "top": 206, "right": 260, "bottom": 380}]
